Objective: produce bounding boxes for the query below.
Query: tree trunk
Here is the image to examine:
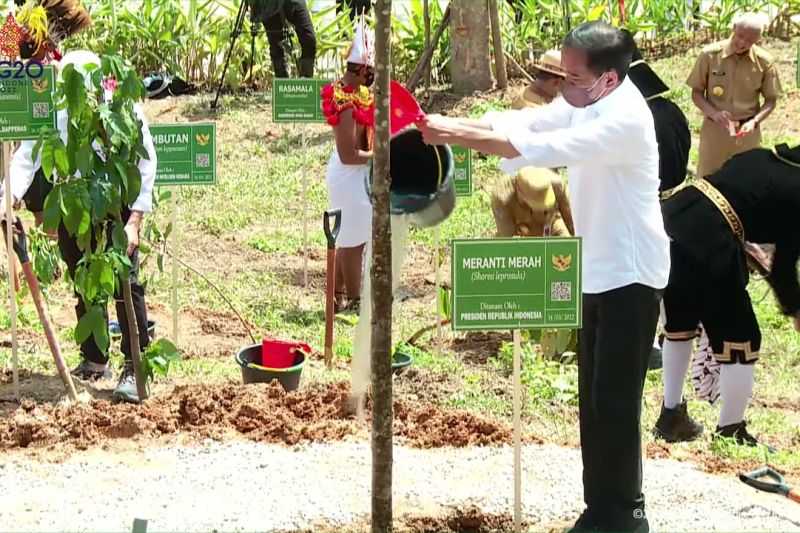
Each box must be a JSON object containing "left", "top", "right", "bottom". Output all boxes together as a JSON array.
[
  {"left": 450, "top": 0, "right": 493, "bottom": 95},
  {"left": 488, "top": 0, "right": 507, "bottom": 89},
  {"left": 406, "top": 6, "right": 451, "bottom": 92},
  {"left": 371, "top": 1, "right": 394, "bottom": 532},
  {"left": 423, "top": 0, "right": 431, "bottom": 90}
]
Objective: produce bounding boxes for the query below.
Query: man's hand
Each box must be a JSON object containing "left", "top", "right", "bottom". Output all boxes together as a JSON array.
[
  {"left": 418, "top": 114, "right": 460, "bottom": 145},
  {"left": 737, "top": 119, "right": 757, "bottom": 136},
  {"left": 124, "top": 211, "right": 144, "bottom": 257},
  {"left": 710, "top": 109, "right": 734, "bottom": 130},
  {"left": 794, "top": 312, "right": 800, "bottom": 333}
]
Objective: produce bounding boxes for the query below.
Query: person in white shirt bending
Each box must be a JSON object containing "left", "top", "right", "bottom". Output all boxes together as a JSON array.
[{"left": 419, "top": 21, "right": 669, "bottom": 533}]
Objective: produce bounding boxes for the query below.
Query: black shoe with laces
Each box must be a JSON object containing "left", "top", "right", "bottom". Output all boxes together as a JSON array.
[
  {"left": 715, "top": 420, "right": 776, "bottom": 452},
  {"left": 653, "top": 401, "right": 704, "bottom": 442},
  {"left": 70, "top": 360, "right": 112, "bottom": 381}
]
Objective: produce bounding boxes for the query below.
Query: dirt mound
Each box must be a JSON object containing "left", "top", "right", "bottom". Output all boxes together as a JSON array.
[
  {"left": 403, "top": 506, "right": 523, "bottom": 533},
  {"left": 0, "top": 382, "right": 515, "bottom": 453},
  {"left": 395, "top": 402, "right": 513, "bottom": 448}
]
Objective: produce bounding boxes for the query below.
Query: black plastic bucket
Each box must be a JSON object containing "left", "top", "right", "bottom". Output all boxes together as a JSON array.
[
  {"left": 236, "top": 344, "right": 305, "bottom": 392},
  {"left": 367, "top": 129, "right": 455, "bottom": 228}
]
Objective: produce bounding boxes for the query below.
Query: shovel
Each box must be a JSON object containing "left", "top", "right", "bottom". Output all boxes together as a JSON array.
[
  {"left": 323, "top": 209, "right": 342, "bottom": 369},
  {"left": 739, "top": 466, "right": 800, "bottom": 504},
  {"left": 2, "top": 218, "right": 78, "bottom": 402}
]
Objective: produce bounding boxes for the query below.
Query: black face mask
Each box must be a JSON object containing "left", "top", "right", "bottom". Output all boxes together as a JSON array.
[{"left": 364, "top": 70, "right": 375, "bottom": 87}]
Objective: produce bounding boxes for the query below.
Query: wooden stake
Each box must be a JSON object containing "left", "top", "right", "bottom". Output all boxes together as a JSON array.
[
  {"left": 512, "top": 328, "right": 522, "bottom": 532},
  {"left": 423, "top": 0, "right": 431, "bottom": 91},
  {"left": 406, "top": 5, "right": 452, "bottom": 92},
  {"left": 301, "top": 125, "right": 309, "bottom": 291},
  {"left": 489, "top": 0, "right": 508, "bottom": 89},
  {"left": 171, "top": 193, "right": 179, "bottom": 347},
  {"left": 2, "top": 145, "right": 19, "bottom": 401},
  {"left": 434, "top": 226, "right": 442, "bottom": 346}
]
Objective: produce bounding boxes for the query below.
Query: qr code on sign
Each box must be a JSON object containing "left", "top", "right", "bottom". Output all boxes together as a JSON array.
[
  {"left": 195, "top": 153, "right": 210, "bottom": 168},
  {"left": 550, "top": 281, "right": 572, "bottom": 302},
  {"left": 32, "top": 103, "right": 49, "bottom": 119}
]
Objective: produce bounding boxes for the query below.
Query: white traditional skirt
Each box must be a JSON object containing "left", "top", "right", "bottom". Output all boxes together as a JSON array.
[{"left": 325, "top": 151, "right": 373, "bottom": 248}]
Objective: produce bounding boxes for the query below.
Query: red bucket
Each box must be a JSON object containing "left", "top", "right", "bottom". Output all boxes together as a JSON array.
[{"left": 261, "top": 339, "right": 312, "bottom": 369}]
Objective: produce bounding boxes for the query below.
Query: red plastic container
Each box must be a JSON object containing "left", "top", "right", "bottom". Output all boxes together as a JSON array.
[
  {"left": 261, "top": 339, "right": 311, "bottom": 369},
  {"left": 390, "top": 80, "right": 426, "bottom": 135}
]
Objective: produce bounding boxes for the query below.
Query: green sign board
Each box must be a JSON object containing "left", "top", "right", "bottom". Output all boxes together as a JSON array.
[
  {"left": 451, "top": 237, "right": 582, "bottom": 331},
  {"left": 452, "top": 146, "right": 472, "bottom": 197},
  {"left": 272, "top": 79, "right": 330, "bottom": 123},
  {"left": 0, "top": 65, "right": 56, "bottom": 141},
  {"left": 151, "top": 123, "right": 216, "bottom": 186}
]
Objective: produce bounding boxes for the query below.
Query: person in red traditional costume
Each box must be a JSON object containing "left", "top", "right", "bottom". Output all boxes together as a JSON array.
[
  {"left": 3, "top": 0, "right": 91, "bottom": 64},
  {"left": 321, "top": 17, "right": 375, "bottom": 314}
]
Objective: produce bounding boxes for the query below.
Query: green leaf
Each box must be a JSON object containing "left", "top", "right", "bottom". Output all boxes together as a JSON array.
[
  {"left": 125, "top": 164, "right": 142, "bottom": 205},
  {"left": 54, "top": 145, "right": 70, "bottom": 178},
  {"left": 75, "top": 305, "right": 104, "bottom": 345},
  {"left": 40, "top": 142, "right": 55, "bottom": 179},
  {"left": 76, "top": 142, "right": 93, "bottom": 176},
  {"left": 112, "top": 221, "right": 128, "bottom": 251},
  {"left": 42, "top": 187, "right": 62, "bottom": 233},
  {"left": 63, "top": 65, "right": 87, "bottom": 116}
]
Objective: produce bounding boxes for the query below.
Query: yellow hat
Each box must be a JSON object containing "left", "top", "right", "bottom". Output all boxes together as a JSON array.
[{"left": 515, "top": 167, "right": 557, "bottom": 211}]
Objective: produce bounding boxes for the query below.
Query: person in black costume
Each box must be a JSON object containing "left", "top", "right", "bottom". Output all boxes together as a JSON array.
[
  {"left": 251, "top": 0, "right": 316, "bottom": 78},
  {"left": 627, "top": 43, "right": 692, "bottom": 371},
  {"left": 656, "top": 144, "right": 800, "bottom": 449}
]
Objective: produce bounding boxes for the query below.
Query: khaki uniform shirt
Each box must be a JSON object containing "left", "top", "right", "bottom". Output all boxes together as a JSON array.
[
  {"left": 511, "top": 85, "right": 550, "bottom": 110},
  {"left": 687, "top": 39, "right": 782, "bottom": 177},
  {"left": 491, "top": 176, "right": 571, "bottom": 237}
]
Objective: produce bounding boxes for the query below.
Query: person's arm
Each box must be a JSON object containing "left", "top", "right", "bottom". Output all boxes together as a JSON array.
[
  {"left": 0, "top": 141, "right": 40, "bottom": 217},
  {"left": 741, "top": 64, "right": 782, "bottom": 135},
  {"left": 334, "top": 108, "right": 372, "bottom": 164},
  {"left": 490, "top": 176, "right": 518, "bottom": 237},
  {"left": 552, "top": 179, "right": 575, "bottom": 236},
  {"left": 126, "top": 106, "right": 157, "bottom": 255},
  {"left": 686, "top": 51, "right": 733, "bottom": 129},
  {"left": 765, "top": 240, "right": 800, "bottom": 330}
]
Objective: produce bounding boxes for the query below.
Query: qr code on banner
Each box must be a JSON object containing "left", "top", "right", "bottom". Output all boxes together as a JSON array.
[
  {"left": 195, "top": 153, "right": 210, "bottom": 168},
  {"left": 550, "top": 281, "right": 572, "bottom": 302},
  {"left": 32, "top": 102, "right": 49, "bottom": 119}
]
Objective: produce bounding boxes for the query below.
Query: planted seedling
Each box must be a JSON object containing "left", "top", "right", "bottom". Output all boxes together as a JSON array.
[{"left": 33, "top": 55, "right": 174, "bottom": 401}]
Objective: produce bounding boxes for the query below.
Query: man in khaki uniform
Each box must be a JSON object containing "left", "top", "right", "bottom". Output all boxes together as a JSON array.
[
  {"left": 512, "top": 49, "right": 566, "bottom": 110},
  {"left": 687, "top": 12, "right": 782, "bottom": 178}
]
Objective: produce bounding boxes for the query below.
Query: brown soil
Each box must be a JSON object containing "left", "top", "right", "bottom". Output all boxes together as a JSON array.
[
  {"left": 452, "top": 332, "right": 509, "bottom": 365},
  {"left": 0, "top": 381, "right": 516, "bottom": 454},
  {"left": 402, "top": 506, "right": 524, "bottom": 533}
]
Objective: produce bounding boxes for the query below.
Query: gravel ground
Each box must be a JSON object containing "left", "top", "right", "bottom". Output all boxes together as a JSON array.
[{"left": 1, "top": 440, "right": 799, "bottom": 532}]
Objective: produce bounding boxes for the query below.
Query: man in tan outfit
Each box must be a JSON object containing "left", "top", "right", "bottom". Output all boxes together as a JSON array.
[
  {"left": 687, "top": 12, "right": 782, "bottom": 178},
  {"left": 512, "top": 49, "right": 566, "bottom": 110}
]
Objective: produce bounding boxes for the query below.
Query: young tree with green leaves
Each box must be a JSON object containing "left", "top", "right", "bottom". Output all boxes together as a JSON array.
[{"left": 2, "top": 50, "right": 177, "bottom": 402}]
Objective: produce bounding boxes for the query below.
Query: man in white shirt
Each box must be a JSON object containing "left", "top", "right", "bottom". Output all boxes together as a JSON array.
[
  {"left": 419, "top": 22, "right": 669, "bottom": 533},
  {"left": 0, "top": 50, "right": 157, "bottom": 404}
]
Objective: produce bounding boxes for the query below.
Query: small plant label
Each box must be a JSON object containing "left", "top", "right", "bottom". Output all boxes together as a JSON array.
[
  {"left": 151, "top": 123, "right": 216, "bottom": 186},
  {"left": 272, "top": 79, "right": 330, "bottom": 123},
  {"left": 452, "top": 146, "right": 472, "bottom": 197},
  {"left": 451, "top": 237, "right": 582, "bottom": 331},
  {"left": 0, "top": 64, "right": 56, "bottom": 141}
]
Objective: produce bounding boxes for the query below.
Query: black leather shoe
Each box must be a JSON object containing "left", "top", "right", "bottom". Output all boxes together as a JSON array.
[
  {"left": 653, "top": 401, "right": 704, "bottom": 442},
  {"left": 715, "top": 420, "right": 776, "bottom": 453}
]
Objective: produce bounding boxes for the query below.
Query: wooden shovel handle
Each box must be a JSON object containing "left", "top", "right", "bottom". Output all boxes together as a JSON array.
[{"left": 20, "top": 262, "right": 78, "bottom": 402}]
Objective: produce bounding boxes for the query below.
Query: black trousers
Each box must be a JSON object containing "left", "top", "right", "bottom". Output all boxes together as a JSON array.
[
  {"left": 57, "top": 216, "right": 150, "bottom": 366},
  {"left": 579, "top": 283, "right": 661, "bottom": 531},
  {"left": 260, "top": 0, "right": 316, "bottom": 78}
]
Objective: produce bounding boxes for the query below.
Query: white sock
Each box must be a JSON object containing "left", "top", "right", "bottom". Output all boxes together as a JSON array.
[
  {"left": 662, "top": 339, "right": 693, "bottom": 409},
  {"left": 718, "top": 363, "right": 755, "bottom": 427}
]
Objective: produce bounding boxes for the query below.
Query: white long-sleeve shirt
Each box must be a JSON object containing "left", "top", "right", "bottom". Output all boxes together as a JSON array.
[
  {"left": 7, "top": 104, "right": 157, "bottom": 213},
  {"left": 485, "top": 78, "right": 670, "bottom": 294}
]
